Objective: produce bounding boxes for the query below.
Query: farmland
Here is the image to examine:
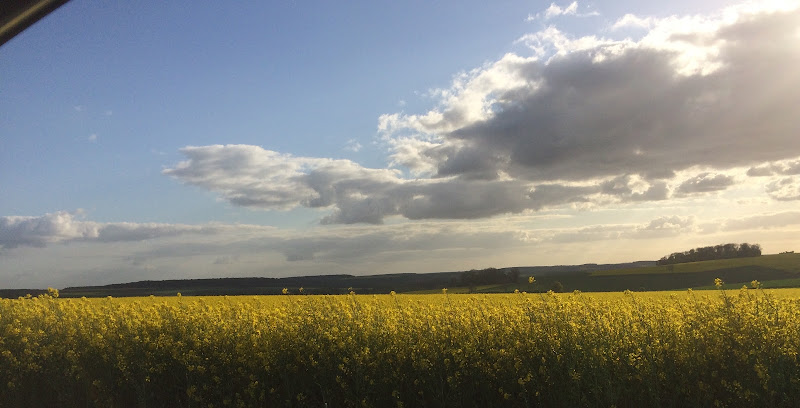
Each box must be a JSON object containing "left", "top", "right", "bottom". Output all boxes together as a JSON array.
[{"left": 2, "top": 286, "right": 800, "bottom": 407}]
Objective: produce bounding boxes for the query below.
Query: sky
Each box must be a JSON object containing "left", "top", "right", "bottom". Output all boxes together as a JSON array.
[{"left": 2, "top": 0, "right": 800, "bottom": 289}]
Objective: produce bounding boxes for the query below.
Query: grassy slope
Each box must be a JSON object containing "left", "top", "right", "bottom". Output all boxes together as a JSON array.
[
  {"left": 431, "top": 254, "right": 800, "bottom": 294},
  {"left": 591, "top": 253, "right": 800, "bottom": 276}
]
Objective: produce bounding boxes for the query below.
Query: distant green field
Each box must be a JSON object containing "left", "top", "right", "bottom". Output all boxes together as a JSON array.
[{"left": 591, "top": 253, "right": 800, "bottom": 276}]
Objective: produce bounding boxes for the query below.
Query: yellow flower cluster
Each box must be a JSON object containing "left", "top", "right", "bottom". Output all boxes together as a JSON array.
[{"left": 1, "top": 287, "right": 799, "bottom": 406}]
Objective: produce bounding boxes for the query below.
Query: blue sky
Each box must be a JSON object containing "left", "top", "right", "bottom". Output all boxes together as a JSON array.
[{"left": 2, "top": 0, "right": 800, "bottom": 288}]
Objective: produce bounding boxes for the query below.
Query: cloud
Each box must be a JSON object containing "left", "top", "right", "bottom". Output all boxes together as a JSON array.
[
  {"left": 4, "top": 210, "right": 797, "bottom": 288},
  {"left": 544, "top": 2, "right": 579, "bottom": 19},
  {"left": 675, "top": 173, "right": 735, "bottom": 195},
  {"left": 344, "top": 139, "right": 362, "bottom": 152},
  {"left": 747, "top": 159, "right": 800, "bottom": 177},
  {"left": 163, "top": 3, "right": 800, "bottom": 224},
  {"left": 0, "top": 211, "right": 215, "bottom": 249},
  {"left": 165, "top": 145, "right": 682, "bottom": 224},
  {"left": 125, "top": 214, "right": 711, "bottom": 266},
  {"left": 612, "top": 14, "right": 655, "bottom": 30},
  {"left": 213, "top": 255, "right": 240, "bottom": 265},
  {"left": 88, "top": 134, "right": 97, "bottom": 142},
  {"left": 644, "top": 215, "right": 695, "bottom": 231},
  {"left": 766, "top": 177, "right": 800, "bottom": 201},
  {"left": 721, "top": 211, "right": 800, "bottom": 231},
  {"left": 383, "top": 4, "right": 800, "bottom": 186},
  {"left": 527, "top": 2, "right": 599, "bottom": 22}
]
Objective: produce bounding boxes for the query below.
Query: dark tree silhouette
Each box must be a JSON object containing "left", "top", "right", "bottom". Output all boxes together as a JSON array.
[
  {"left": 657, "top": 243, "right": 761, "bottom": 265},
  {"left": 551, "top": 281, "right": 564, "bottom": 293}
]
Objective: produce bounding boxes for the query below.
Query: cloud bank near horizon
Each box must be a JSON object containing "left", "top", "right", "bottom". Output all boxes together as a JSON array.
[{"left": 3, "top": 209, "right": 800, "bottom": 288}]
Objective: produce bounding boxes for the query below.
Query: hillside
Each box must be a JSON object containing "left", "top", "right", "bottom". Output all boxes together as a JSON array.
[
  {"left": 2, "top": 254, "right": 797, "bottom": 298},
  {"left": 0, "top": 260, "right": 655, "bottom": 298},
  {"left": 519, "top": 253, "right": 800, "bottom": 293}
]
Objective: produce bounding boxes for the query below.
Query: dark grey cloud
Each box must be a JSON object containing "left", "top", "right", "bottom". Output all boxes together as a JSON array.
[
  {"left": 747, "top": 160, "right": 800, "bottom": 177},
  {"left": 675, "top": 173, "right": 735, "bottom": 195},
  {"left": 747, "top": 166, "right": 775, "bottom": 177}
]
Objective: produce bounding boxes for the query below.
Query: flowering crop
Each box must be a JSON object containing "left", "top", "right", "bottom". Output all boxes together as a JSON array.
[{"left": 1, "top": 287, "right": 800, "bottom": 407}]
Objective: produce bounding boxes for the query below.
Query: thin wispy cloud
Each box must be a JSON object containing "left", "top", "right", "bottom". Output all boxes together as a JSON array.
[
  {"left": 526, "top": 2, "right": 599, "bottom": 22},
  {"left": 611, "top": 14, "right": 655, "bottom": 30},
  {"left": 0, "top": 211, "right": 216, "bottom": 250},
  {"left": 344, "top": 139, "right": 362, "bottom": 152}
]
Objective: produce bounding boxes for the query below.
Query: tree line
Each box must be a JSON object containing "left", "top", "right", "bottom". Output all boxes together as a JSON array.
[{"left": 656, "top": 243, "right": 761, "bottom": 265}]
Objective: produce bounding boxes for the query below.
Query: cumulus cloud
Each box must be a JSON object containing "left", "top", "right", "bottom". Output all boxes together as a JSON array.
[
  {"left": 162, "top": 3, "right": 800, "bottom": 224},
  {"left": 0, "top": 211, "right": 214, "bottom": 250},
  {"left": 383, "top": 3, "right": 800, "bottom": 184},
  {"left": 165, "top": 145, "right": 683, "bottom": 224}
]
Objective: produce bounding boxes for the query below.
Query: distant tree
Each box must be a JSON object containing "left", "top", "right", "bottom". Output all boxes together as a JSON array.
[
  {"left": 656, "top": 243, "right": 761, "bottom": 265},
  {"left": 551, "top": 281, "right": 564, "bottom": 293},
  {"left": 506, "top": 268, "right": 521, "bottom": 283}
]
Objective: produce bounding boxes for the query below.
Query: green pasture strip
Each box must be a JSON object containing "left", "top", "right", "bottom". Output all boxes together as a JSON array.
[{"left": 590, "top": 253, "right": 800, "bottom": 276}]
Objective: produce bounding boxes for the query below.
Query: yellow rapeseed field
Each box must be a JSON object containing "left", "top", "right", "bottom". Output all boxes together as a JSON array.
[{"left": 2, "top": 285, "right": 800, "bottom": 407}]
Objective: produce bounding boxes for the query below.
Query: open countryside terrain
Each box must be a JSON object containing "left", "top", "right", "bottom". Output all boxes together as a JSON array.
[
  {"left": 2, "top": 253, "right": 798, "bottom": 298},
  {"left": 2, "top": 253, "right": 799, "bottom": 406},
  {"left": 540, "top": 252, "right": 800, "bottom": 292}
]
